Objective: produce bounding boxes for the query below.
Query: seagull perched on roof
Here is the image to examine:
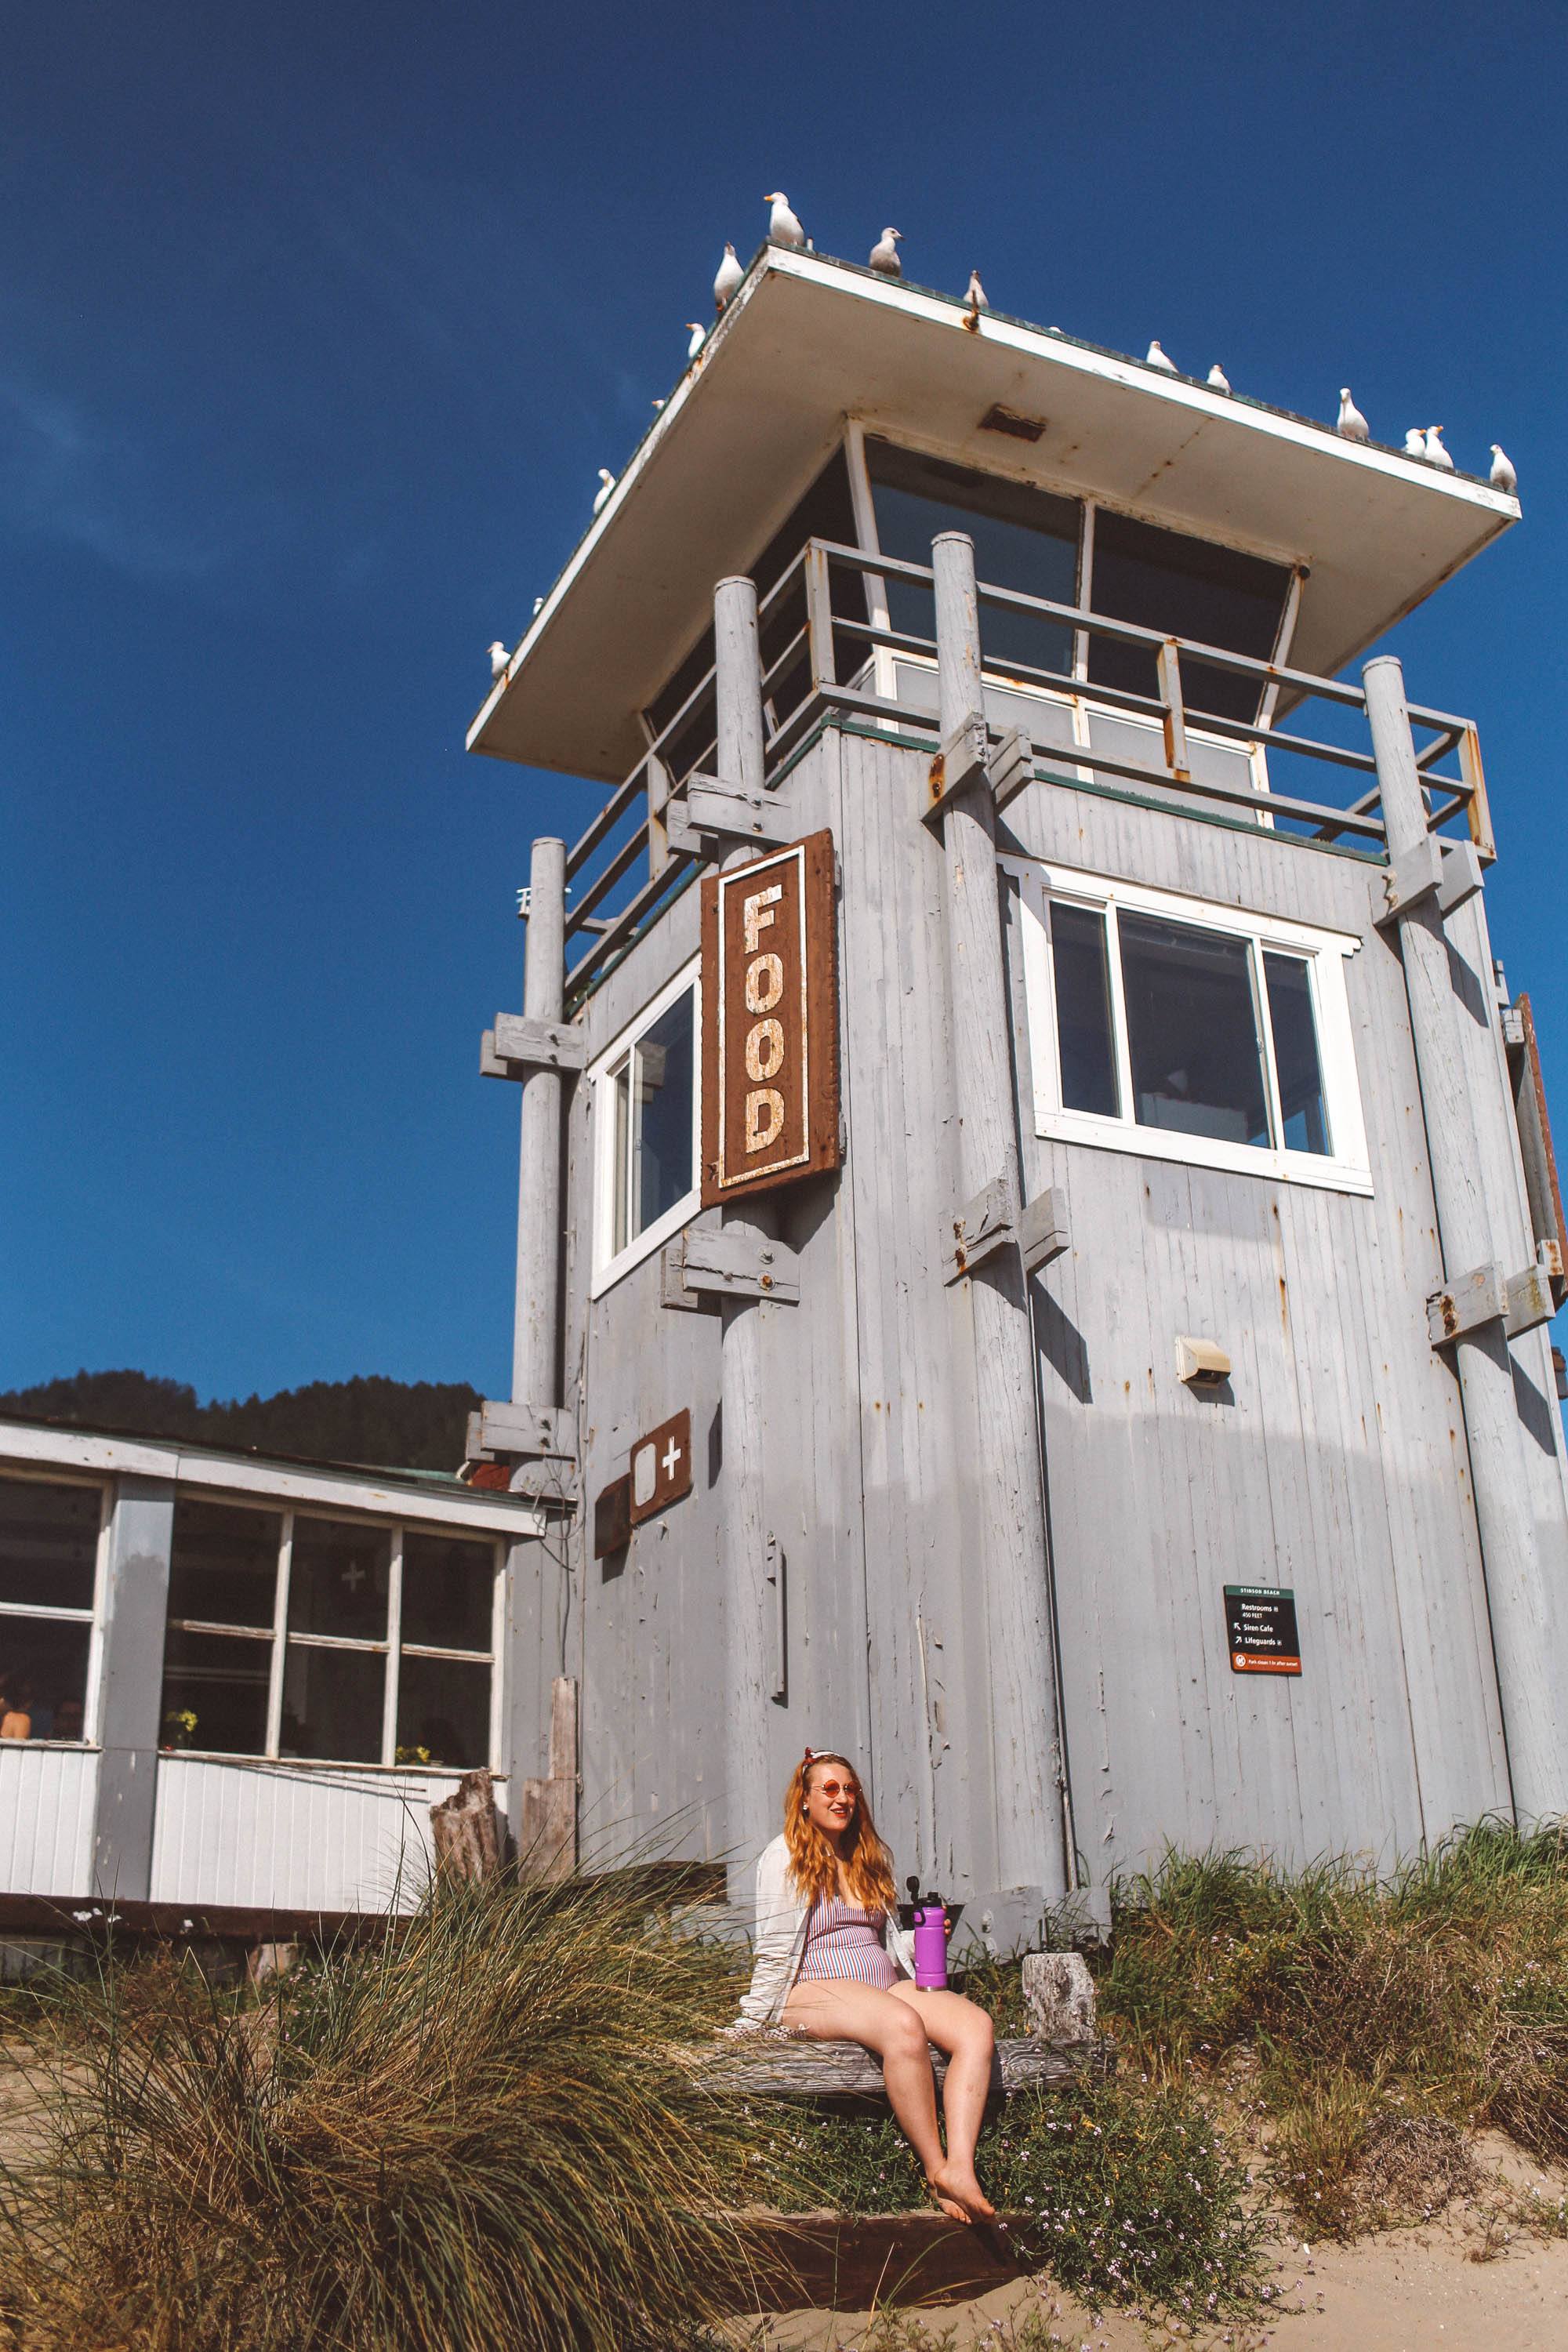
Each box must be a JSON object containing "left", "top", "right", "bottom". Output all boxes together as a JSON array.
[
  {"left": 532, "top": 596, "right": 545, "bottom": 614},
  {"left": 764, "top": 191, "right": 806, "bottom": 248},
  {"left": 488, "top": 641, "right": 510, "bottom": 681},
  {"left": 869, "top": 227, "right": 902, "bottom": 277},
  {"left": 1145, "top": 339, "right": 1178, "bottom": 373},
  {"left": 713, "top": 242, "right": 743, "bottom": 313},
  {"left": 1336, "top": 387, "right": 1370, "bottom": 442},
  {"left": 1489, "top": 444, "right": 1518, "bottom": 495},
  {"left": 593, "top": 467, "right": 616, "bottom": 514},
  {"left": 963, "top": 270, "right": 988, "bottom": 332},
  {"left": 1403, "top": 428, "right": 1427, "bottom": 457},
  {"left": 1207, "top": 363, "right": 1231, "bottom": 393},
  {"left": 685, "top": 320, "right": 706, "bottom": 361},
  {"left": 1424, "top": 426, "right": 1455, "bottom": 471}
]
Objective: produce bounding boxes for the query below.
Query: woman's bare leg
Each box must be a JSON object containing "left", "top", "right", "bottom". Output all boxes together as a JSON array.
[
  {"left": 780, "top": 1980, "right": 960, "bottom": 2212},
  {"left": 888, "top": 1984, "right": 996, "bottom": 2219}
]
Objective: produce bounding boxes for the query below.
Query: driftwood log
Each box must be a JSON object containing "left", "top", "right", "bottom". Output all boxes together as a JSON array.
[
  {"left": 713, "top": 2033, "right": 1098, "bottom": 2101},
  {"left": 729, "top": 2208, "right": 1028, "bottom": 2310},
  {"left": 429, "top": 1768, "right": 503, "bottom": 1881}
]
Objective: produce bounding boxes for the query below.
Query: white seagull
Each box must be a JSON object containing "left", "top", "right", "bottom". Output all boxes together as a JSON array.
[
  {"left": 713, "top": 242, "right": 743, "bottom": 313},
  {"left": 685, "top": 320, "right": 706, "bottom": 361},
  {"left": 488, "top": 641, "right": 510, "bottom": 681},
  {"left": 1207, "top": 363, "right": 1231, "bottom": 393},
  {"left": 1490, "top": 444, "right": 1518, "bottom": 495},
  {"left": 593, "top": 467, "right": 616, "bottom": 514},
  {"left": 1403, "top": 428, "right": 1427, "bottom": 456},
  {"left": 869, "top": 227, "right": 902, "bottom": 277},
  {"left": 532, "top": 596, "right": 545, "bottom": 615},
  {"left": 1424, "top": 425, "right": 1455, "bottom": 471},
  {"left": 764, "top": 191, "right": 806, "bottom": 248},
  {"left": 963, "top": 270, "right": 989, "bottom": 332},
  {"left": 1337, "top": 387, "right": 1370, "bottom": 443},
  {"left": 1145, "top": 339, "right": 1178, "bottom": 373}
]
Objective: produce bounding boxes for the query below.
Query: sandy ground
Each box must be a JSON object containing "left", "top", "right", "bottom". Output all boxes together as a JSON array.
[
  {"left": 6, "top": 2038, "right": 1565, "bottom": 2350},
  {"left": 742, "top": 2142, "right": 1568, "bottom": 2352}
]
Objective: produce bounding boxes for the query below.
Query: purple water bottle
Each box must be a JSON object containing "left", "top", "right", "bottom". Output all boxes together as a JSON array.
[{"left": 908, "top": 1875, "right": 948, "bottom": 1990}]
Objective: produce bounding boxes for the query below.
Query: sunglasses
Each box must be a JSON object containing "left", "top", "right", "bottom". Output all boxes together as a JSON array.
[{"left": 811, "top": 1779, "right": 858, "bottom": 1798}]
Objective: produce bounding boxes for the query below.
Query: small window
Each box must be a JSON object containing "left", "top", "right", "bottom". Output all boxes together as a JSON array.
[
  {"left": 0, "top": 1475, "right": 103, "bottom": 1742},
  {"left": 1015, "top": 862, "right": 1368, "bottom": 1192},
  {"left": 159, "top": 1501, "right": 499, "bottom": 1769},
  {"left": 591, "top": 963, "right": 701, "bottom": 1294}
]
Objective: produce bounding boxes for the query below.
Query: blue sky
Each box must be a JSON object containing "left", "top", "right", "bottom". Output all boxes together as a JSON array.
[{"left": 2, "top": 0, "right": 1564, "bottom": 1403}]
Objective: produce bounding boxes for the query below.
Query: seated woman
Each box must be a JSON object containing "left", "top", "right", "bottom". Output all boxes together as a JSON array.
[{"left": 735, "top": 1748, "right": 996, "bottom": 2224}]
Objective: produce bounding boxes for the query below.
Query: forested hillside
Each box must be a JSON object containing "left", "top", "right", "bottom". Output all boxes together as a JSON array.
[{"left": 0, "top": 1370, "right": 480, "bottom": 1472}]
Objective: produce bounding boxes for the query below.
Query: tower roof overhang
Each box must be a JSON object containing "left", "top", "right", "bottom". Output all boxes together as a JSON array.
[{"left": 470, "top": 247, "right": 1518, "bottom": 786}]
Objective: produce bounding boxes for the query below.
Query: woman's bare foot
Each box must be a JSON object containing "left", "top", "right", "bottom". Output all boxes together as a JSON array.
[{"left": 927, "top": 2161, "right": 995, "bottom": 2224}]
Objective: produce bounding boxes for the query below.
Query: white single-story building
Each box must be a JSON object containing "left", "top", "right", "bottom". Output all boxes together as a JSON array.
[{"left": 0, "top": 1415, "right": 543, "bottom": 1918}]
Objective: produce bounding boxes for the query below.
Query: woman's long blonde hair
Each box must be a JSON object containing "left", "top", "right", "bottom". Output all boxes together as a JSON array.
[{"left": 782, "top": 1751, "right": 898, "bottom": 1911}]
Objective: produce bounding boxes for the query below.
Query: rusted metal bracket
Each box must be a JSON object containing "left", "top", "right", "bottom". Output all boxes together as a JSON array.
[
  {"left": 661, "top": 1221, "right": 801, "bottom": 1308},
  {"left": 925, "top": 722, "right": 1033, "bottom": 829},
  {"left": 1019, "top": 1185, "right": 1069, "bottom": 1275},
  {"left": 665, "top": 773, "right": 793, "bottom": 860},
  {"left": 944, "top": 1175, "right": 1016, "bottom": 1283},
  {"left": 481, "top": 1015, "right": 587, "bottom": 1080},
  {"left": 1378, "top": 837, "right": 1484, "bottom": 927},
  {"left": 467, "top": 1399, "right": 577, "bottom": 1461},
  {"left": 1426, "top": 1247, "right": 1562, "bottom": 1348}
]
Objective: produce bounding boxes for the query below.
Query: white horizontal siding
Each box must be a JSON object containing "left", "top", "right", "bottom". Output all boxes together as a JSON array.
[
  {"left": 148, "top": 1755, "right": 468, "bottom": 1913},
  {"left": 0, "top": 1746, "right": 99, "bottom": 1896}
]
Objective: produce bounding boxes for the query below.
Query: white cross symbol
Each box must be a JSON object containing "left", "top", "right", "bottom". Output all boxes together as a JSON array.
[
  {"left": 343, "top": 1563, "right": 365, "bottom": 1593},
  {"left": 662, "top": 1436, "right": 683, "bottom": 1483}
]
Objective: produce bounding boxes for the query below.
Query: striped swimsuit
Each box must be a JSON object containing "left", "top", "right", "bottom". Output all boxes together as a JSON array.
[{"left": 795, "top": 1890, "right": 900, "bottom": 1988}]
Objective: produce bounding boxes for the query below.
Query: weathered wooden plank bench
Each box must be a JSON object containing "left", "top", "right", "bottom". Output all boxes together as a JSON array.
[
  {"left": 715, "top": 2032, "right": 1098, "bottom": 2100},
  {"left": 714, "top": 1952, "right": 1103, "bottom": 2102}
]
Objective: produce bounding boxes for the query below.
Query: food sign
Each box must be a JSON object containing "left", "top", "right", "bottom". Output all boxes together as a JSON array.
[{"left": 701, "top": 833, "right": 839, "bottom": 1205}]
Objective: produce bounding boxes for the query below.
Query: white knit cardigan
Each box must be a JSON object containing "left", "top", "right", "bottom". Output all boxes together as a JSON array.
[{"left": 733, "top": 1831, "right": 916, "bottom": 2028}]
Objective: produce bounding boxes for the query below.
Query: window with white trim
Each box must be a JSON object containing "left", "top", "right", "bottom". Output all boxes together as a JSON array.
[
  {"left": 1013, "top": 862, "right": 1370, "bottom": 1192},
  {"left": 0, "top": 1473, "right": 106, "bottom": 1744},
  {"left": 159, "top": 1498, "right": 501, "bottom": 1769},
  {"left": 590, "top": 960, "right": 701, "bottom": 1294}
]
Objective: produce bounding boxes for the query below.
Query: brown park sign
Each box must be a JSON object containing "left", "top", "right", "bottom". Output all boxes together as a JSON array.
[{"left": 701, "top": 833, "right": 840, "bottom": 1206}]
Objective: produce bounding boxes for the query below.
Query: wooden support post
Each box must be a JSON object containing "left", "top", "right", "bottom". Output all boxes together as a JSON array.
[
  {"left": 1366, "top": 655, "right": 1568, "bottom": 1820},
  {"left": 931, "top": 532, "right": 1069, "bottom": 1905},
  {"left": 430, "top": 1768, "right": 505, "bottom": 1881},
  {"left": 514, "top": 837, "right": 567, "bottom": 1412},
  {"left": 518, "top": 1676, "right": 579, "bottom": 1879},
  {"left": 714, "top": 575, "right": 779, "bottom": 1900}
]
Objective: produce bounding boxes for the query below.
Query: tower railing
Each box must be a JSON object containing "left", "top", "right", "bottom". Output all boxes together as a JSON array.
[{"left": 558, "top": 536, "right": 1493, "bottom": 1001}]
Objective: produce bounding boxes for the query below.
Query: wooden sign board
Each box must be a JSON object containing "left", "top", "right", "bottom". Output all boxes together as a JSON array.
[
  {"left": 1223, "top": 1585, "right": 1301, "bottom": 1675},
  {"left": 629, "top": 1408, "right": 692, "bottom": 1526},
  {"left": 593, "top": 1474, "right": 631, "bottom": 1560},
  {"left": 701, "top": 833, "right": 840, "bottom": 1207}
]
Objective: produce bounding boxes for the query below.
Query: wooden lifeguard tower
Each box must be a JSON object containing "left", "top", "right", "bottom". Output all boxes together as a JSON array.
[{"left": 468, "top": 241, "right": 1567, "bottom": 1940}]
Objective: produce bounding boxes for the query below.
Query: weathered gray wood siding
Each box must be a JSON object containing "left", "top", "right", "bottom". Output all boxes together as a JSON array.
[
  {"left": 1002, "top": 769, "right": 1514, "bottom": 1879},
  {"left": 548, "top": 724, "right": 1526, "bottom": 1902}
]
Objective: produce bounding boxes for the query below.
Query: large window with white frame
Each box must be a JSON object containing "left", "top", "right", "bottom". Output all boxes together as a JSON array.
[
  {"left": 1011, "top": 862, "right": 1370, "bottom": 1192},
  {"left": 158, "top": 1497, "right": 502, "bottom": 1769},
  {"left": 0, "top": 1473, "right": 107, "bottom": 1743},
  {"left": 590, "top": 957, "right": 701, "bottom": 1295}
]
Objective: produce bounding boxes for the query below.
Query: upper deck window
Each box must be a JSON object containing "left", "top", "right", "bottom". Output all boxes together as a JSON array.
[
  {"left": 866, "top": 439, "right": 1080, "bottom": 680},
  {"left": 1087, "top": 512, "right": 1290, "bottom": 724}
]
